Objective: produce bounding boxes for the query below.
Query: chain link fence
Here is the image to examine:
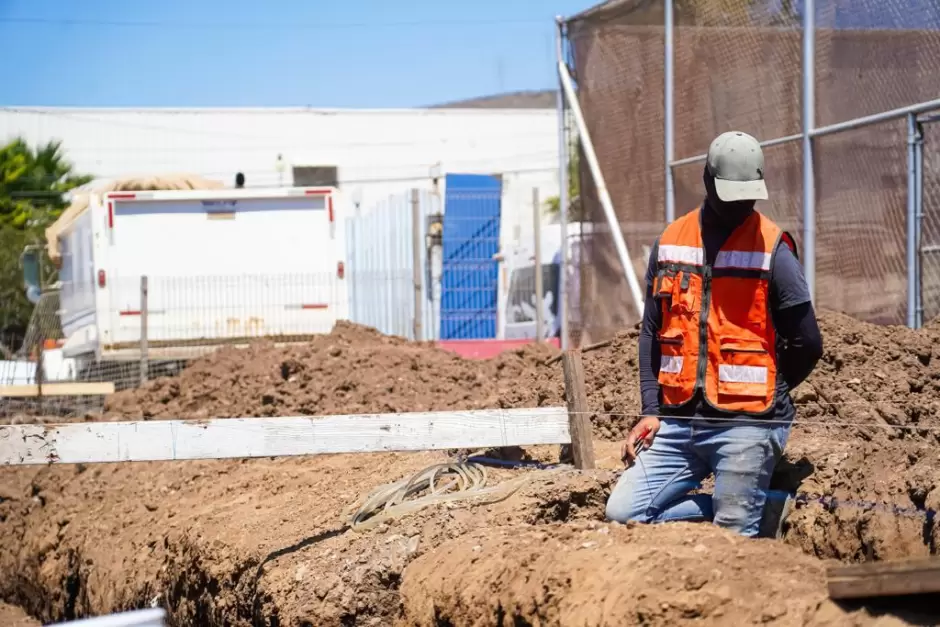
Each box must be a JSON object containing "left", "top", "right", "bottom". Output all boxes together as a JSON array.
[
  {"left": 564, "top": 0, "right": 940, "bottom": 341},
  {"left": 918, "top": 116, "right": 940, "bottom": 323}
]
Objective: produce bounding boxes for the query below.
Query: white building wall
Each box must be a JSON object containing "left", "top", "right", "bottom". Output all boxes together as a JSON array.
[{"left": 0, "top": 107, "right": 560, "bottom": 243}]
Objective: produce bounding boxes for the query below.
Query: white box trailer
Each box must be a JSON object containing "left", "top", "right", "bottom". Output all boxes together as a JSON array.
[{"left": 50, "top": 186, "right": 348, "bottom": 367}]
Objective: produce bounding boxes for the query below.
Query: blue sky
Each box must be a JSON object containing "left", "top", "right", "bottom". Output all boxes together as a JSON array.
[{"left": 0, "top": 0, "right": 593, "bottom": 108}]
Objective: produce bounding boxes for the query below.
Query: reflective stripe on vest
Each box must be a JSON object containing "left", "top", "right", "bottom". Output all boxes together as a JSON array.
[{"left": 654, "top": 208, "right": 791, "bottom": 416}]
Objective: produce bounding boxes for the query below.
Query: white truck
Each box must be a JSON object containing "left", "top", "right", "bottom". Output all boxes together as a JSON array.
[
  {"left": 23, "top": 185, "right": 348, "bottom": 381},
  {"left": 500, "top": 221, "right": 594, "bottom": 341}
]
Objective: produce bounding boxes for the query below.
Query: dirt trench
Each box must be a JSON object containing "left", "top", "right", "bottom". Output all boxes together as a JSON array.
[
  {"left": 3, "top": 314, "right": 940, "bottom": 625},
  {"left": 0, "top": 452, "right": 615, "bottom": 625},
  {"left": 3, "top": 448, "right": 936, "bottom": 626}
]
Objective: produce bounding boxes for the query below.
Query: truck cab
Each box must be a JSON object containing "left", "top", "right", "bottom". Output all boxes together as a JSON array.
[{"left": 501, "top": 222, "right": 593, "bottom": 341}]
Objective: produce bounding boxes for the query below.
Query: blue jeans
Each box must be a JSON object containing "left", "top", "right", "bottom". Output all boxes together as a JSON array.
[{"left": 605, "top": 418, "right": 791, "bottom": 537}]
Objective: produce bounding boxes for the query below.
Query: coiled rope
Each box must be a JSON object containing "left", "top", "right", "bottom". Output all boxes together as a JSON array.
[{"left": 345, "top": 457, "right": 546, "bottom": 532}]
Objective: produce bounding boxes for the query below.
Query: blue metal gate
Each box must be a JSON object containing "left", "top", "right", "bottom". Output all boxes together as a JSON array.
[{"left": 439, "top": 174, "right": 502, "bottom": 339}]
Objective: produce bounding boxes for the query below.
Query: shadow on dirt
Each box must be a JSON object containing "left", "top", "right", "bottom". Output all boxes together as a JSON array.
[{"left": 837, "top": 593, "right": 940, "bottom": 626}]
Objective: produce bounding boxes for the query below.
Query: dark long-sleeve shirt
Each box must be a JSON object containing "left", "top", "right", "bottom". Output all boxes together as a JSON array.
[{"left": 638, "top": 209, "right": 823, "bottom": 421}]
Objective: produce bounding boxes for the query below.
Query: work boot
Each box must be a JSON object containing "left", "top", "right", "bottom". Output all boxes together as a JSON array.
[{"left": 759, "top": 489, "right": 794, "bottom": 539}]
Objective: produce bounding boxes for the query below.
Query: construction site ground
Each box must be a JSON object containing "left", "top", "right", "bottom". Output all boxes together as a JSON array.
[{"left": 2, "top": 316, "right": 940, "bottom": 626}]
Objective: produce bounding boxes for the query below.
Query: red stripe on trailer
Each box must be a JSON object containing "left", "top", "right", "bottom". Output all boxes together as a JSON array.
[
  {"left": 327, "top": 195, "right": 334, "bottom": 223},
  {"left": 108, "top": 202, "right": 114, "bottom": 229},
  {"left": 284, "top": 303, "right": 330, "bottom": 310},
  {"left": 108, "top": 193, "right": 137, "bottom": 199},
  {"left": 119, "top": 310, "right": 141, "bottom": 317},
  {"left": 303, "top": 188, "right": 332, "bottom": 196}
]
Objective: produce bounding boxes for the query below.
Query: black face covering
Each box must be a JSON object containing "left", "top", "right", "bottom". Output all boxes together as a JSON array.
[{"left": 703, "top": 165, "right": 756, "bottom": 228}]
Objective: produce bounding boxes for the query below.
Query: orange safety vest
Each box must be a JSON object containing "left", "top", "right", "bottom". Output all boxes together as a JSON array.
[{"left": 653, "top": 208, "right": 797, "bottom": 416}]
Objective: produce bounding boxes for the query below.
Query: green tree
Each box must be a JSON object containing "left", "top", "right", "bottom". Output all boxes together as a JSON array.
[
  {"left": 545, "top": 147, "right": 586, "bottom": 222},
  {"left": 0, "top": 138, "right": 92, "bottom": 341},
  {"left": 0, "top": 138, "right": 92, "bottom": 228}
]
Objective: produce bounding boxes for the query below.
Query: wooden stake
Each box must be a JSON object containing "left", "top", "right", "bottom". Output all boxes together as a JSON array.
[
  {"left": 0, "top": 382, "right": 115, "bottom": 397},
  {"left": 545, "top": 338, "right": 613, "bottom": 367},
  {"left": 561, "top": 350, "right": 595, "bottom": 469},
  {"left": 827, "top": 557, "right": 940, "bottom": 600}
]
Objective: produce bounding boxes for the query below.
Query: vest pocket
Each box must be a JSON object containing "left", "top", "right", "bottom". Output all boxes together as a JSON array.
[
  {"left": 717, "top": 337, "right": 770, "bottom": 398},
  {"left": 657, "top": 329, "right": 685, "bottom": 388},
  {"left": 674, "top": 271, "right": 697, "bottom": 313},
  {"left": 655, "top": 269, "right": 698, "bottom": 315},
  {"left": 654, "top": 270, "right": 675, "bottom": 305}
]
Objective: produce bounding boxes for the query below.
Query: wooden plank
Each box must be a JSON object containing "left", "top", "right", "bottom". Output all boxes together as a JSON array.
[
  {"left": 0, "top": 407, "right": 571, "bottom": 465},
  {"left": 0, "top": 382, "right": 115, "bottom": 398},
  {"left": 827, "top": 557, "right": 940, "bottom": 600},
  {"left": 562, "top": 350, "right": 595, "bottom": 470},
  {"left": 104, "top": 334, "right": 322, "bottom": 352}
]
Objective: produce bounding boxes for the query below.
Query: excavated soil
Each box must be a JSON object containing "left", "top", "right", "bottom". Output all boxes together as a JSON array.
[
  {"left": 3, "top": 313, "right": 940, "bottom": 625},
  {"left": 397, "top": 523, "right": 931, "bottom": 627},
  {"left": 0, "top": 602, "right": 40, "bottom": 626},
  {"left": 102, "top": 321, "right": 557, "bottom": 421}
]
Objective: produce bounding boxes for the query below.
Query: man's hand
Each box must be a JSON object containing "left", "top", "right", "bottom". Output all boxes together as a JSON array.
[{"left": 622, "top": 416, "right": 661, "bottom": 466}]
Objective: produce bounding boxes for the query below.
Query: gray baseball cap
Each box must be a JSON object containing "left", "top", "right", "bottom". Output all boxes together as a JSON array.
[{"left": 706, "top": 131, "right": 768, "bottom": 202}]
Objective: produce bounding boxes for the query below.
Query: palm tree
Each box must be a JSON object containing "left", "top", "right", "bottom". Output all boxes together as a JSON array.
[
  {"left": 0, "top": 138, "right": 92, "bottom": 346},
  {"left": 0, "top": 138, "right": 92, "bottom": 228}
]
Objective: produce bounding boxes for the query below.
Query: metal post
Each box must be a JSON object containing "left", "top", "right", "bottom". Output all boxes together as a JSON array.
[
  {"left": 907, "top": 113, "right": 919, "bottom": 328},
  {"left": 555, "top": 16, "right": 570, "bottom": 350},
  {"left": 802, "top": 0, "right": 816, "bottom": 302},
  {"left": 533, "top": 187, "right": 544, "bottom": 342},
  {"left": 140, "top": 275, "right": 149, "bottom": 385},
  {"left": 36, "top": 329, "right": 44, "bottom": 415},
  {"left": 915, "top": 119, "right": 924, "bottom": 328},
  {"left": 664, "top": 0, "right": 676, "bottom": 223},
  {"left": 411, "top": 189, "right": 424, "bottom": 342}
]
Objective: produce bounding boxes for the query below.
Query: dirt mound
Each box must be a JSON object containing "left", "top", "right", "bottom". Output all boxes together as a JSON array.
[
  {"left": 104, "top": 321, "right": 557, "bottom": 420},
  {"left": 0, "top": 602, "right": 39, "bottom": 627},
  {"left": 399, "top": 522, "right": 900, "bottom": 627},
  {"left": 500, "top": 327, "right": 643, "bottom": 440},
  {"left": 775, "top": 432, "right": 940, "bottom": 563},
  {"left": 6, "top": 313, "right": 940, "bottom": 624},
  {"left": 3, "top": 447, "right": 929, "bottom": 627},
  {"left": 792, "top": 312, "right": 940, "bottom": 442},
  {"left": 53, "top": 314, "right": 940, "bottom": 569},
  {"left": 103, "top": 311, "right": 940, "bottom": 446}
]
